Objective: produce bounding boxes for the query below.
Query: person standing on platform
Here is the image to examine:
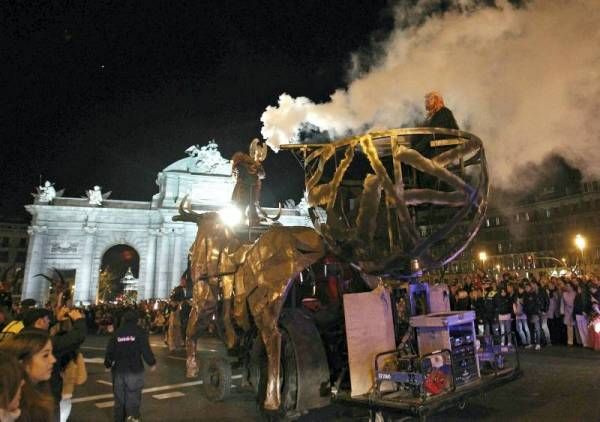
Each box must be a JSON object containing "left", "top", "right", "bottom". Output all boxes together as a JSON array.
[{"left": 104, "top": 309, "right": 156, "bottom": 422}]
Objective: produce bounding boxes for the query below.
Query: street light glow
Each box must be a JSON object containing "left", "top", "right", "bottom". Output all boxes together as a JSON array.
[
  {"left": 479, "top": 251, "right": 487, "bottom": 263},
  {"left": 574, "top": 234, "right": 586, "bottom": 252}
]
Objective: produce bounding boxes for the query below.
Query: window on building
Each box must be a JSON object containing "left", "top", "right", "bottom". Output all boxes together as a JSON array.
[
  {"left": 486, "top": 218, "right": 490, "bottom": 227},
  {"left": 515, "top": 214, "right": 520, "bottom": 223},
  {"left": 15, "top": 251, "right": 26, "bottom": 263},
  {"left": 545, "top": 209, "right": 551, "bottom": 218},
  {"left": 495, "top": 217, "right": 500, "bottom": 226},
  {"left": 0, "top": 251, "right": 8, "bottom": 262},
  {"left": 525, "top": 212, "right": 530, "bottom": 221},
  {"left": 18, "top": 238, "right": 27, "bottom": 248},
  {"left": 0, "top": 237, "right": 8, "bottom": 248},
  {"left": 497, "top": 243, "right": 503, "bottom": 253}
]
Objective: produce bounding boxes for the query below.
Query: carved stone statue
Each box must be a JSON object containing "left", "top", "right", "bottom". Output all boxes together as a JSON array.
[
  {"left": 38, "top": 181, "right": 56, "bottom": 203},
  {"left": 185, "top": 140, "right": 232, "bottom": 174},
  {"left": 86, "top": 185, "right": 111, "bottom": 206},
  {"left": 32, "top": 180, "right": 63, "bottom": 204}
]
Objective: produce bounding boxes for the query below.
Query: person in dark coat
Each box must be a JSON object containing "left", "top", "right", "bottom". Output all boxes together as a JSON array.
[
  {"left": 412, "top": 91, "right": 460, "bottom": 189},
  {"left": 423, "top": 91, "right": 459, "bottom": 130},
  {"left": 495, "top": 287, "right": 513, "bottom": 346},
  {"left": 105, "top": 309, "right": 156, "bottom": 422},
  {"left": 523, "top": 283, "right": 542, "bottom": 350}
]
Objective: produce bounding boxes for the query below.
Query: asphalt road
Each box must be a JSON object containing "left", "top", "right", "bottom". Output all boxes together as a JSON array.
[{"left": 70, "top": 334, "right": 600, "bottom": 421}]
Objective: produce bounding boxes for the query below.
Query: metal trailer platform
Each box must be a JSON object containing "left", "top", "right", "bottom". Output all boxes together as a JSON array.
[{"left": 333, "top": 366, "right": 522, "bottom": 420}]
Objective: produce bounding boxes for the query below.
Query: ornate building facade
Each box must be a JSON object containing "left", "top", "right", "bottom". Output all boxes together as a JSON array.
[{"left": 22, "top": 143, "right": 311, "bottom": 304}]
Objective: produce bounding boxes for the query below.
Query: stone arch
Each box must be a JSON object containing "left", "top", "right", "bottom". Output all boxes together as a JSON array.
[
  {"left": 98, "top": 244, "right": 140, "bottom": 302},
  {"left": 90, "top": 231, "right": 150, "bottom": 303}
]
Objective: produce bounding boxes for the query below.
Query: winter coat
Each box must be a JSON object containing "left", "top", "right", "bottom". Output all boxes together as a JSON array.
[
  {"left": 494, "top": 293, "right": 513, "bottom": 315},
  {"left": 105, "top": 321, "right": 156, "bottom": 373},
  {"left": 523, "top": 291, "right": 541, "bottom": 316},
  {"left": 562, "top": 290, "right": 576, "bottom": 326}
]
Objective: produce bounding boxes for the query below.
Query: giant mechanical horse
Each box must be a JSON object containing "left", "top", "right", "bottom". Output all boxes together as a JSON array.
[{"left": 174, "top": 128, "right": 489, "bottom": 414}]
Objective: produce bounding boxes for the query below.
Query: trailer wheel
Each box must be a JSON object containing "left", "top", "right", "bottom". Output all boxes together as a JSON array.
[
  {"left": 202, "top": 357, "right": 232, "bottom": 402},
  {"left": 457, "top": 399, "right": 467, "bottom": 410}
]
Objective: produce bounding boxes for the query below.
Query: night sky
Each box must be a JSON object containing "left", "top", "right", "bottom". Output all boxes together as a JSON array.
[{"left": 2, "top": 1, "right": 394, "bottom": 219}]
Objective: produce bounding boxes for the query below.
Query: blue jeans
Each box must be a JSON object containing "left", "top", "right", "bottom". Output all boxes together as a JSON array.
[{"left": 112, "top": 371, "right": 145, "bottom": 422}]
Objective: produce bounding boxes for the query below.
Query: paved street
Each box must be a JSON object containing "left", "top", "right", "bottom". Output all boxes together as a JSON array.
[{"left": 71, "top": 334, "right": 600, "bottom": 421}]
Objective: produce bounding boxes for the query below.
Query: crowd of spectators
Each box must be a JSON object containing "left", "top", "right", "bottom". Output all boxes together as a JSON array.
[
  {"left": 446, "top": 271, "right": 600, "bottom": 351},
  {"left": 0, "top": 296, "right": 178, "bottom": 422}
]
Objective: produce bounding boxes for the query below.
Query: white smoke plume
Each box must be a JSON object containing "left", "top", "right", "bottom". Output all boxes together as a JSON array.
[{"left": 260, "top": 0, "right": 600, "bottom": 188}]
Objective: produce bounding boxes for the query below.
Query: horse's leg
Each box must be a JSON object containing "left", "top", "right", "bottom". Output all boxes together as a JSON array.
[
  {"left": 253, "top": 293, "right": 285, "bottom": 411},
  {"left": 222, "top": 298, "right": 237, "bottom": 349},
  {"left": 185, "top": 306, "right": 199, "bottom": 378}
]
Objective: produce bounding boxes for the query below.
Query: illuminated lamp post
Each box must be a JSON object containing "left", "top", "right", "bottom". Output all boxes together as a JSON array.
[
  {"left": 479, "top": 251, "right": 488, "bottom": 273},
  {"left": 575, "top": 234, "right": 586, "bottom": 272}
]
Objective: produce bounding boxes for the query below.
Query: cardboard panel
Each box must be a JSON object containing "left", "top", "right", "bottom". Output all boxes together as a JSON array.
[{"left": 343, "top": 286, "right": 396, "bottom": 396}]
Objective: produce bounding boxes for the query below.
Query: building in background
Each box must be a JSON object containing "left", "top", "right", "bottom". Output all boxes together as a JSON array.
[
  {"left": 445, "top": 180, "right": 600, "bottom": 278},
  {"left": 0, "top": 220, "right": 28, "bottom": 292}
]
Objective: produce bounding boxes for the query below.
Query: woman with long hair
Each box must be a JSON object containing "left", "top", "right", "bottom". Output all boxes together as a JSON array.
[
  {"left": 0, "top": 351, "right": 25, "bottom": 422},
  {"left": 0, "top": 331, "right": 56, "bottom": 422}
]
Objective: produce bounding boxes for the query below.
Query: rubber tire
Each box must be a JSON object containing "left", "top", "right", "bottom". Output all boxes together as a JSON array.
[{"left": 202, "top": 357, "right": 232, "bottom": 402}]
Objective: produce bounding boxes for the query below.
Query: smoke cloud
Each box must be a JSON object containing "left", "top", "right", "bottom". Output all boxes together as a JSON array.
[{"left": 260, "top": 0, "right": 600, "bottom": 189}]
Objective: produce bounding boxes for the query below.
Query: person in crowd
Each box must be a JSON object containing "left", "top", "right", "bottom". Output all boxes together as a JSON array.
[
  {"left": 587, "top": 283, "right": 600, "bottom": 351},
  {"left": 495, "top": 286, "right": 513, "bottom": 347},
  {"left": 573, "top": 281, "right": 590, "bottom": 348},
  {"left": 0, "top": 331, "right": 56, "bottom": 422},
  {"left": 524, "top": 282, "right": 542, "bottom": 350},
  {"left": 0, "top": 299, "right": 37, "bottom": 340},
  {"left": 513, "top": 284, "right": 531, "bottom": 348},
  {"left": 0, "top": 351, "right": 25, "bottom": 422},
  {"left": 562, "top": 281, "right": 579, "bottom": 346},
  {"left": 22, "top": 306, "right": 87, "bottom": 421},
  {"left": 546, "top": 279, "right": 562, "bottom": 344},
  {"left": 105, "top": 309, "right": 156, "bottom": 422},
  {"left": 533, "top": 280, "right": 551, "bottom": 346},
  {"left": 482, "top": 283, "right": 498, "bottom": 337},
  {"left": 470, "top": 289, "right": 485, "bottom": 335},
  {"left": 454, "top": 285, "right": 471, "bottom": 311}
]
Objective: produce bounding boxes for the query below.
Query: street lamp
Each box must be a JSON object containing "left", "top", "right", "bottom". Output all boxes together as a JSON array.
[
  {"left": 479, "top": 251, "right": 488, "bottom": 272},
  {"left": 575, "top": 234, "right": 586, "bottom": 271}
]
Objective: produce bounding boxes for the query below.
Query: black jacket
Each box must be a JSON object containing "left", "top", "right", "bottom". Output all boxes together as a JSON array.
[
  {"left": 523, "top": 291, "right": 541, "bottom": 316},
  {"left": 105, "top": 321, "right": 156, "bottom": 373},
  {"left": 425, "top": 107, "right": 459, "bottom": 130},
  {"left": 494, "top": 293, "right": 513, "bottom": 315}
]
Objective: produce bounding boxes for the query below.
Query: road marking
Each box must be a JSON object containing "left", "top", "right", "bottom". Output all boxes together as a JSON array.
[
  {"left": 232, "top": 374, "right": 242, "bottom": 379},
  {"left": 95, "top": 401, "right": 114, "bottom": 408},
  {"left": 152, "top": 391, "right": 185, "bottom": 400},
  {"left": 73, "top": 380, "right": 204, "bottom": 404},
  {"left": 81, "top": 346, "right": 106, "bottom": 351},
  {"left": 168, "top": 356, "right": 186, "bottom": 361},
  {"left": 97, "top": 380, "right": 112, "bottom": 386},
  {"left": 83, "top": 357, "right": 105, "bottom": 364},
  {"left": 150, "top": 343, "right": 168, "bottom": 348}
]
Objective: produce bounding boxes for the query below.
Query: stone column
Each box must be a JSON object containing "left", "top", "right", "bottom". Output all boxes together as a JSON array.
[
  {"left": 142, "top": 229, "right": 159, "bottom": 299},
  {"left": 74, "top": 225, "right": 97, "bottom": 304},
  {"left": 171, "top": 227, "right": 185, "bottom": 290},
  {"left": 21, "top": 225, "right": 48, "bottom": 302},
  {"left": 155, "top": 227, "right": 171, "bottom": 298}
]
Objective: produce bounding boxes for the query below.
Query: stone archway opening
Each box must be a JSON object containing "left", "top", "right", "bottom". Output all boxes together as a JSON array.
[{"left": 99, "top": 245, "right": 139, "bottom": 302}]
